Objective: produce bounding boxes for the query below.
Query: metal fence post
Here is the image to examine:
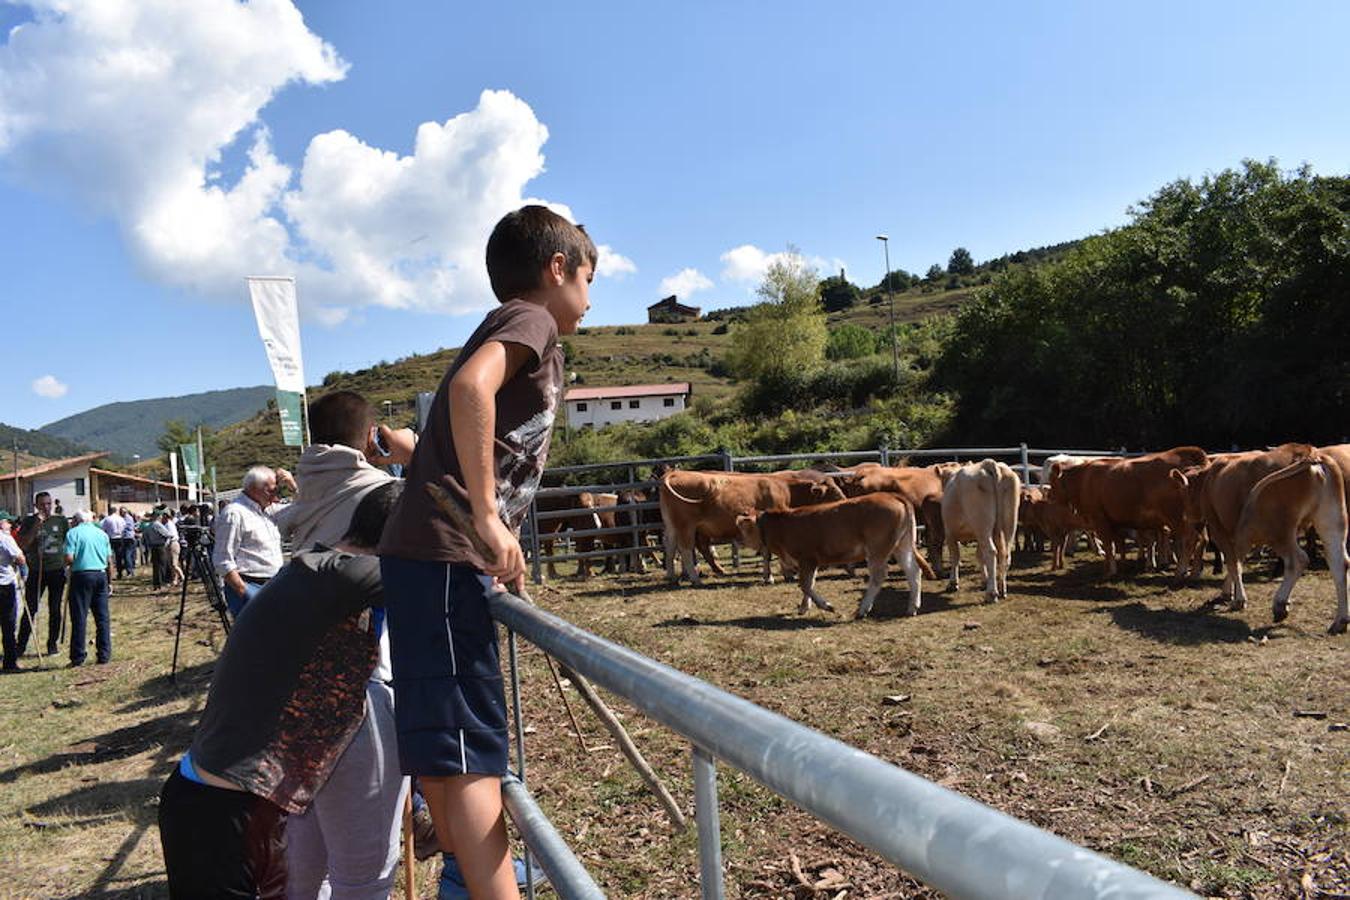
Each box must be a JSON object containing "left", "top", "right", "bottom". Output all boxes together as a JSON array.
[
  {"left": 528, "top": 499, "right": 543, "bottom": 584},
  {"left": 507, "top": 631, "right": 537, "bottom": 899},
  {"left": 1019, "top": 442, "right": 1030, "bottom": 485},
  {"left": 721, "top": 450, "right": 739, "bottom": 570},
  {"left": 880, "top": 443, "right": 890, "bottom": 467},
  {"left": 693, "top": 745, "right": 726, "bottom": 900}
]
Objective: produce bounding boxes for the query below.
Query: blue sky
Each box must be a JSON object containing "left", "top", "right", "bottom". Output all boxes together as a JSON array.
[{"left": 2, "top": 1, "right": 1347, "bottom": 430}]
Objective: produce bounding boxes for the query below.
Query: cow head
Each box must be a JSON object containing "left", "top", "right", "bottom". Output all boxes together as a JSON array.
[
  {"left": 1168, "top": 464, "right": 1210, "bottom": 567},
  {"left": 734, "top": 512, "right": 762, "bottom": 551},
  {"left": 931, "top": 461, "right": 963, "bottom": 486},
  {"left": 830, "top": 472, "right": 867, "bottom": 498},
  {"left": 811, "top": 479, "right": 846, "bottom": 502}
]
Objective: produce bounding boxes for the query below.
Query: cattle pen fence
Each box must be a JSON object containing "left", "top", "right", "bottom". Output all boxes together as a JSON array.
[
  {"left": 522, "top": 444, "right": 1130, "bottom": 583},
  {"left": 487, "top": 589, "right": 1191, "bottom": 899}
]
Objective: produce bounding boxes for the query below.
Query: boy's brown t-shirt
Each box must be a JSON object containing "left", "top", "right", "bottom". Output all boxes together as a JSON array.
[{"left": 378, "top": 299, "right": 562, "bottom": 569}]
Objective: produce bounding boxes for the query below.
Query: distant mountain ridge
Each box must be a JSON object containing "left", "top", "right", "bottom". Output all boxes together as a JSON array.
[
  {"left": 40, "top": 385, "right": 273, "bottom": 461},
  {"left": 0, "top": 422, "right": 90, "bottom": 470}
]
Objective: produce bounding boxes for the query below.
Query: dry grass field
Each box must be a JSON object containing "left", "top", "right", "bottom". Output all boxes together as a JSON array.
[{"left": 2, "top": 546, "right": 1346, "bottom": 899}]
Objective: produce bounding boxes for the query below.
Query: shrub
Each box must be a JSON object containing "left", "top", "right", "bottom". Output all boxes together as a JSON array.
[
  {"left": 711, "top": 321, "right": 729, "bottom": 335},
  {"left": 825, "top": 324, "right": 876, "bottom": 360}
]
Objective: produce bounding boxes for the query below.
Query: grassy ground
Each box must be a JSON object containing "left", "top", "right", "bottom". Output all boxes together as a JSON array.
[{"left": 3, "top": 547, "right": 1344, "bottom": 898}]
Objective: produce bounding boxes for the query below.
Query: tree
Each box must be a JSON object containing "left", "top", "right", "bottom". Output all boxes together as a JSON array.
[
  {"left": 924, "top": 264, "right": 945, "bottom": 281},
  {"left": 157, "top": 419, "right": 218, "bottom": 465},
  {"left": 948, "top": 247, "right": 975, "bottom": 275},
  {"left": 727, "top": 251, "right": 828, "bottom": 382},
  {"left": 818, "top": 274, "right": 862, "bottom": 312},
  {"left": 876, "top": 269, "right": 915, "bottom": 293}
]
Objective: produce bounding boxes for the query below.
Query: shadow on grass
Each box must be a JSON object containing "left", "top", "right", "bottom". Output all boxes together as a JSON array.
[
  {"left": 115, "top": 660, "right": 215, "bottom": 715},
  {"left": 1094, "top": 601, "right": 1254, "bottom": 645},
  {"left": 25, "top": 776, "right": 164, "bottom": 826},
  {"left": 67, "top": 881, "right": 168, "bottom": 900},
  {"left": 1008, "top": 570, "right": 1131, "bottom": 603},
  {"left": 0, "top": 707, "right": 196, "bottom": 784}
]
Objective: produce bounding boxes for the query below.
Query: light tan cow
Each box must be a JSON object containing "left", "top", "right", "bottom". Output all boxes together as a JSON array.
[
  {"left": 659, "top": 469, "right": 845, "bottom": 585},
  {"left": 1234, "top": 453, "right": 1349, "bottom": 633},
  {"left": 938, "top": 459, "right": 1021, "bottom": 602},
  {"left": 735, "top": 493, "right": 935, "bottom": 619}
]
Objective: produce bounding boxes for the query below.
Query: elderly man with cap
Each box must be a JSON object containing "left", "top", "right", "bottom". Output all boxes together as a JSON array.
[
  {"left": 64, "top": 509, "right": 114, "bottom": 666},
  {"left": 0, "top": 511, "right": 27, "bottom": 672},
  {"left": 212, "top": 466, "right": 295, "bottom": 617}
]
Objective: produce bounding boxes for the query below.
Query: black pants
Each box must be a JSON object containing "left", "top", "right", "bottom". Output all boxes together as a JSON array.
[
  {"left": 150, "top": 545, "right": 166, "bottom": 588},
  {"left": 67, "top": 570, "right": 111, "bottom": 665},
  {"left": 17, "top": 565, "right": 65, "bottom": 657},
  {"left": 110, "top": 538, "right": 127, "bottom": 577},
  {"left": 158, "top": 768, "right": 288, "bottom": 899},
  {"left": 1, "top": 583, "right": 18, "bottom": 669}
]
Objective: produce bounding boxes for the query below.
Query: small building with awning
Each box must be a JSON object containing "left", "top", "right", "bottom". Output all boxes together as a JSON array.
[{"left": 0, "top": 453, "right": 191, "bottom": 516}]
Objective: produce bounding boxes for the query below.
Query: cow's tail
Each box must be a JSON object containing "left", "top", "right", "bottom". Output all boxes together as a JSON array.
[
  {"left": 1235, "top": 454, "right": 1321, "bottom": 555},
  {"left": 914, "top": 548, "right": 937, "bottom": 580},
  {"left": 894, "top": 500, "right": 938, "bottom": 579},
  {"left": 987, "top": 460, "right": 1019, "bottom": 559},
  {"left": 660, "top": 472, "right": 708, "bottom": 506}
]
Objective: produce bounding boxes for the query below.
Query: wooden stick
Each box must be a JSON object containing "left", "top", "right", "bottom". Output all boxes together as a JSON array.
[
  {"left": 559, "top": 662, "right": 689, "bottom": 832},
  {"left": 402, "top": 790, "right": 415, "bottom": 900},
  {"left": 544, "top": 652, "right": 590, "bottom": 753}
]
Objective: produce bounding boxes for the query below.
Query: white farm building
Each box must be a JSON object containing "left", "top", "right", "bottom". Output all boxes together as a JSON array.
[{"left": 564, "top": 383, "right": 692, "bottom": 429}]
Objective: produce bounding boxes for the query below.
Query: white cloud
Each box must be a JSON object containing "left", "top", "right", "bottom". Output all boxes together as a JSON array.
[
  {"left": 595, "top": 245, "right": 636, "bottom": 279},
  {"left": 658, "top": 267, "right": 713, "bottom": 299},
  {"left": 720, "top": 244, "right": 847, "bottom": 288},
  {"left": 0, "top": 1, "right": 630, "bottom": 321},
  {"left": 31, "top": 374, "right": 67, "bottom": 398}
]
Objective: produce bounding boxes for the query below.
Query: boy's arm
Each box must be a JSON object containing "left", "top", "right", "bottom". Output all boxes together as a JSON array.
[{"left": 448, "top": 339, "right": 534, "bottom": 587}]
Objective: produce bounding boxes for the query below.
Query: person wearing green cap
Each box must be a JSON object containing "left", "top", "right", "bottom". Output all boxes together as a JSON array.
[
  {"left": 1, "top": 511, "right": 26, "bottom": 671},
  {"left": 16, "top": 491, "right": 68, "bottom": 659}
]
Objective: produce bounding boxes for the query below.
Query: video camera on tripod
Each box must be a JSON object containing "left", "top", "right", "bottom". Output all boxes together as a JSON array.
[{"left": 171, "top": 520, "right": 232, "bottom": 679}]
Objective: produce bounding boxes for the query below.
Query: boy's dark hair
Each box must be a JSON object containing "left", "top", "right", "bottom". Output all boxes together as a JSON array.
[
  {"left": 486, "top": 205, "right": 598, "bottom": 302},
  {"left": 309, "top": 390, "right": 375, "bottom": 449},
  {"left": 342, "top": 480, "right": 404, "bottom": 549}
]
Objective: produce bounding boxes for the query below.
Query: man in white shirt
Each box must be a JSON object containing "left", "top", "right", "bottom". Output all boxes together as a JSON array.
[
  {"left": 1, "top": 512, "right": 28, "bottom": 672},
  {"left": 212, "top": 466, "right": 294, "bottom": 617},
  {"left": 100, "top": 508, "right": 127, "bottom": 579}
]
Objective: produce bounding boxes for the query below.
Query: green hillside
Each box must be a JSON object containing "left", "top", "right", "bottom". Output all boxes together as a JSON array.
[
  {"left": 40, "top": 386, "right": 273, "bottom": 461},
  {"left": 0, "top": 422, "right": 90, "bottom": 470},
  {"left": 206, "top": 283, "right": 975, "bottom": 487}
]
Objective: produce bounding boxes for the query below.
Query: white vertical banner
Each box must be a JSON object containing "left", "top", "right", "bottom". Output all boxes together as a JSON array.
[
  {"left": 246, "top": 276, "right": 306, "bottom": 393},
  {"left": 169, "top": 451, "right": 179, "bottom": 500}
]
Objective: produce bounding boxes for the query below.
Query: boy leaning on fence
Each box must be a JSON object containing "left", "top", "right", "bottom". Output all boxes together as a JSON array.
[{"left": 377, "top": 205, "right": 596, "bottom": 899}]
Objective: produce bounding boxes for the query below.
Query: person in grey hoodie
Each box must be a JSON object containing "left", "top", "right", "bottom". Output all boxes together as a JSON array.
[{"left": 274, "top": 390, "right": 417, "bottom": 900}]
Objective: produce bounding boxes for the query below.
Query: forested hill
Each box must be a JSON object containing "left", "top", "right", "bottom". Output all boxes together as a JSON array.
[
  {"left": 0, "top": 422, "right": 90, "bottom": 471},
  {"left": 40, "top": 386, "right": 273, "bottom": 461}
]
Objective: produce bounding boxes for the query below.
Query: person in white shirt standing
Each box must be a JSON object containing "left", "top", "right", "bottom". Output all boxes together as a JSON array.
[
  {"left": 100, "top": 508, "right": 127, "bottom": 579},
  {"left": 1, "top": 512, "right": 28, "bottom": 672},
  {"left": 212, "top": 466, "right": 294, "bottom": 617}
]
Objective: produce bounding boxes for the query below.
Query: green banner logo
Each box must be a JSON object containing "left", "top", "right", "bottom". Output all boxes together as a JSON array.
[
  {"left": 178, "top": 444, "right": 200, "bottom": 485},
  {"left": 276, "top": 389, "right": 305, "bottom": 446}
]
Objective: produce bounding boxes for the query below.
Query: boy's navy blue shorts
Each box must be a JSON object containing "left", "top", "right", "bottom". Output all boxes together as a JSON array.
[{"left": 379, "top": 557, "right": 510, "bottom": 777}]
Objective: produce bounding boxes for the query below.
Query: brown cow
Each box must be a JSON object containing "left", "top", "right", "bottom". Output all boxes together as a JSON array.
[
  {"left": 1234, "top": 453, "right": 1349, "bottom": 633},
  {"left": 734, "top": 494, "right": 934, "bottom": 618},
  {"left": 1169, "top": 445, "right": 1313, "bottom": 595},
  {"left": 659, "top": 469, "right": 845, "bottom": 585},
  {"left": 938, "top": 459, "right": 1021, "bottom": 602},
  {"left": 1019, "top": 484, "right": 1091, "bottom": 570},
  {"left": 832, "top": 463, "right": 947, "bottom": 575},
  {"left": 1049, "top": 446, "right": 1208, "bottom": 578}
]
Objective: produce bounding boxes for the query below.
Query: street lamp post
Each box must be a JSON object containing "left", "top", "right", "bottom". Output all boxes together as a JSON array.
[{"left": 876, "top": 234, "right": 900, "bottom": 382}]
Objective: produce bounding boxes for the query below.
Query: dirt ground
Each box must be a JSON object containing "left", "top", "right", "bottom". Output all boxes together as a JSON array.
[{"left": 1, "top": 546, "right": 1346, "bottom": 899}]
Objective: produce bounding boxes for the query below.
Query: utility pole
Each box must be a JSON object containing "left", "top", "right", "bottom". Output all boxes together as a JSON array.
[
  {"left": 11, "top": 439, "right": 20, "bottom": 514},
  {"left": 876, "top": 234, "right": 900, "bottom": 382}
]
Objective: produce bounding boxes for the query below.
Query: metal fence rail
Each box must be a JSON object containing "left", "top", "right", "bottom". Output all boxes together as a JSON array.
[{"left": 490, "top": 591, "right": 1192, "bottom": 899}]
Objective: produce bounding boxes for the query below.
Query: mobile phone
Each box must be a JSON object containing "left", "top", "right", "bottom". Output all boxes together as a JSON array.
[{"left": 371, "top": 426, "right": 392, "bottom": 457}]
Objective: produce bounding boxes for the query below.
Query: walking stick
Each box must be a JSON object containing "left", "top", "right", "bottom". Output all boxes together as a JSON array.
[{"left": 402, "top": 791, "right": 415, "bottom": 900}]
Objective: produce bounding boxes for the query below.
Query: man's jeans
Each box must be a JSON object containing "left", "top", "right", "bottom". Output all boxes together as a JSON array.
[
  {"left": 224, "top": 580, "right": 263, "bottom": 618},
  {"left": 67, "top": 570, "right": 111, "bottom": 665}
]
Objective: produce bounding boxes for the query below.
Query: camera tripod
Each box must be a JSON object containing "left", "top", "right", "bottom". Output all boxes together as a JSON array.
[{"left": 171, "top": 537, "right": 232, "bottom": 680}]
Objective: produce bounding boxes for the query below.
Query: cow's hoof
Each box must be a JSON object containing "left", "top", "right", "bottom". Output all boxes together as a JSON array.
[
  {"left": 1329, "top": 618, "right": 1348, "bottom": 635},
  {"left": 907, "top": 605, "right": 920, "bottom": 617},
  {"left": 1226, "top": 598, "right": 1246, "bottom": 612},
  {"left": 1272, "top": 602, "right": 1289, "bottom": 623},
  {"left": 853, "top": 610, "right": 867, "bottom": 621}
]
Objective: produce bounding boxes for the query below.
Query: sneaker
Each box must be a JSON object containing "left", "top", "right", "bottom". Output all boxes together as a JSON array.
[{"left": 438, "top": 853, "right": 545, "bottom": 900}]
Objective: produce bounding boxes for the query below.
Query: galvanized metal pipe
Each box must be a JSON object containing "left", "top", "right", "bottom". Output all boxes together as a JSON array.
[
  {"left": 506, "top": 630, "right": 536, "bottom": 899},
  {"left": 488, "top": 593, "right": 1193, "bottom": 900},
  {"left": 501, "top": 775, "right": 607, "bottom": 899},
  {"left": 692, "top": 745, "right": 725, "bottom": 900}
]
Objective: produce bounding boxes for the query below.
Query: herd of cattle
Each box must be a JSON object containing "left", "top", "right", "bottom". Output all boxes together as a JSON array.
[{"left": 532, "top": 443, "right": 1350, "bottom": 634}]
